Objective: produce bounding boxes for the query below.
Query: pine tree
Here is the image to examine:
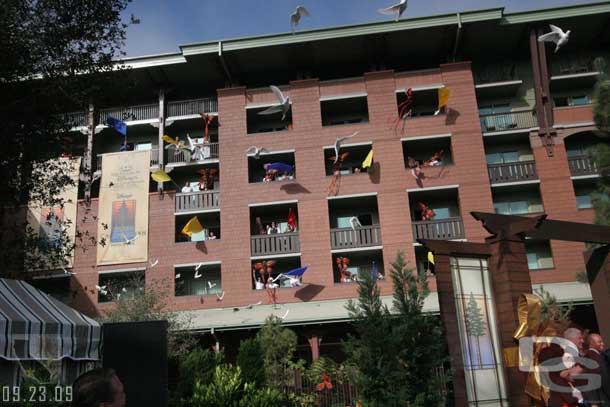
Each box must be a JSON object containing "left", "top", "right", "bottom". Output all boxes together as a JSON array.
[
  {"left": 591, "top": 57, "right": 610, "bottom": 225},
  {"left": 464, "top": 293, "right": 487, "bottom": 368},
  {"left": 344, "top": 251, "right": 448, "bottom": 407}
]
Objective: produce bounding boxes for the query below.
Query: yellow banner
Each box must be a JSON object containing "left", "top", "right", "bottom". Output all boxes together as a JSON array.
[
  {"left": 26, "top": 156, "right": 81, "bottom": 270},
  {"left": 96, "top": 150, "right": 150, "bottom": 265}
]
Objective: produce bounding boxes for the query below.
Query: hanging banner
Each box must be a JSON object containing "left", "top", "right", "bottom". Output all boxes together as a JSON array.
[
  {"left": 26, "top": 156, "right": 81, "bottom": 270},
  {"left": 96, "top": 150, "right": 150, "bottom": 265}
]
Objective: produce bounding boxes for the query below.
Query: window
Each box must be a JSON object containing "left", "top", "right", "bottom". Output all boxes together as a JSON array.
[
  {"left": 321, "top": 95, "right": 369, "bottom": 127},
  {"left": 479, "top": 104, "right": 515, "bottom": 132},
  {"left": 248, "top": 152, "right": 296, "bottom": 183},
  {"left": 324, "top": 144, "right": 373, "bottom": 175},
  {"left": 396, "top": 88, "right": 440, "bottom": 118},
  {"left": 401, "top": 136, "right": 453, "bottom": 168},
  {"left": 175, "top": 265, "right": 222, "bottom": 297},
  {"left": 135, "top": 143, "right": 152, "bottom": 151},
  {"left": 98, "top": 270, "right": 145, "bottom": 303},
  {"left": 576, "top": 194, "right": 593, "bottom": 209},
  {"left": 433, "top": 207, "right": 451, "bottom": 219},
  {"left": 526, "top": 241, "right": 554, "bottom": 270},
  {"left": 246, "top": 105, "right": 293, "bottom": 134},
  {"left": 574, "top": 182, "right": 596, "bottom": 209},
  {"left": 554, "top": 95, "right": 590, "bottom": 107},
  {"left": 494, "top": 201, "right": 529, "bottom": 215},
  {"left": 486, "top": 151, "right": 519, "bottom": 165}
]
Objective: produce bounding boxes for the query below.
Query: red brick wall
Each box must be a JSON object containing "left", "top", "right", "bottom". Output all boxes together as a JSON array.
[{"left": 68, "top": 63, "right": 596, "bottom": 316}]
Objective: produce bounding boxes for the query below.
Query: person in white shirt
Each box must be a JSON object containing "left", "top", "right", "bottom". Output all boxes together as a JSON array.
[{"left": 181, "top": 181, "right": 192, "bottom": 193}]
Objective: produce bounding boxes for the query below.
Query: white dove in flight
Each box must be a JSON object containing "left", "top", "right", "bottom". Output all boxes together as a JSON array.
[
  {"left": 216, "top": 291, "right": 225, "bottom": 301},
  {"left": 333, "top": 132, "right": 359, "bottom": 164},
  {"left": 290, "top": 6, "right": 310, "bottom": 33},
  {"left": 194, "top": 269, "right": 203, "bottom": 279},
  {"left": 538, "top": 24, "right": 570, "bottom": 53},
  {"left": 378, "top": 0, "right": 408, "bottom": 22},
  {"left": 245, "top": 146, "right": 270, "bottom": 159},
  {"left": 258, "top": 86, "right": 291, "bottom": 121}
]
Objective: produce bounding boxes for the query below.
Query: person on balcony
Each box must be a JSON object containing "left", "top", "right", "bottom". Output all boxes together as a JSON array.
[
  {"left": 267, "top": 221, "right": 279, "bottom": 234},
  {"left": 181, "top": 181, "right": 192, "bottom": 194},
  {"left": 208, "top": 231, "right": 217, "bottom": 240}
]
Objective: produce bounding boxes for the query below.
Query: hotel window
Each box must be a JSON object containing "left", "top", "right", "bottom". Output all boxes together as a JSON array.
[
  {"left": 246, "top": 105, "right": 293, "bottom": 134},
  {"left": 525, "top": 240, "right": 554, "bottom": 270},
  {"left": 175, "top": 264, "right": 222, "bottom": 297},
  {"left": 98, "top": 270, "right": 145, "bottom": 303},
  {"left": 554, "top": 95, "right": 591, "bottom": 107},
  {"left": 479, "top": 104, "right": 514, "bottom": 132},
  {"left": 321, "top": 95, "right": 369, "bottom": 126},
  {"left": 396, "top": 88, "right": 440, "bottom": 118},
  {"left": 574, "top": 182, "right": 596, "bottom": 209},
  {"left": 486, "top": 151, "right": 519, "bottom": 165}
]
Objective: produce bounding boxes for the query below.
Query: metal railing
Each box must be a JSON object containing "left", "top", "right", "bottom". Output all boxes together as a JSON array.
[
  {"left": 98, "top": 103, "right": 159, "bottom": 123},
  {"left": 412, "top": 217, "right": 465, "bottom": 240},
  {"left": 175, "top": 190, "right": 220, "bottom": 213},
  {"left": 96, "top": 149, "right": 159, "bottom": 171},
  {"left": 167, "top": 97, "right": 218, "bottom": 117},
  {"left": 479, "top": 109, "right": 537, "bottom": 133},
  {"left": 487, "top": 161, "right": 538, "bottom": 184},
  {"left": 568, "top": 155, "right": 598, "bottom": 176},
  {"left": 62, "top": 111, "right": 87, "bottom": 128},
  {"left": 165, "top": 143, "right": 219, "bottom": 164},
  {"left": 251, "top": 233, "right": 300, "bottom": 257},
  {"left": 330, "top": 225, "right": 382, "bottom": 250}
]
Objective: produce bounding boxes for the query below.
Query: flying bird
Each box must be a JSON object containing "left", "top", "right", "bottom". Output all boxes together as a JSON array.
[
  {"left": 216, "top": 291, "right": 225, "bottom": 301},
  {"left": 208, "top": 281, "right": 217, "bottom": 289},
  {"left": 245, "top": 146, "right": 270, "bottom": 159},
  {"left": 333, "top": 132, "right": 359, "bottom": 164},
  {"left": 194, "top": 269, "right": 203, "bottom": 279},
  {"left": 290, "top": 6, "right": 310, "bottom": 33},
  {"left": 195, "top": 262, "right": 204, "bottom": 271},
  {"left": 246, "top": 301, "right": 263, "bottom": 309},
  {"left": 258, "top": 86, "right": 291, "bottom": 121},
  {"left": 149, "top": 259, "right": 159, "bottom": 268},
  {"left": 378, "top": 0, "right": 408, "bottom": 22},
  {"left": 538, "top": 24, "right": 570, "bottom": 53},
  {"left": 281, "top": 309, "right": 290, "bottom": 320},
  {"left": 175, "top": 273, "right": 181, "bottom": 279},
  {"left": 121, "top": 232, "right": 137, "bottom": 245},
  {"left": 349, "top": 216, "right": 362, "bottom": 231}
]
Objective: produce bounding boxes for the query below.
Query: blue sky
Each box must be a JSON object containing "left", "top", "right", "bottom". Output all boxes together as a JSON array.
[{"left": 122, "top": 0, "right": 602, "bottom": 57}]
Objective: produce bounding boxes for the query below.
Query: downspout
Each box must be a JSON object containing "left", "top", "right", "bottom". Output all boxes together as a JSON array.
[
  {"left": 157, "top": 88, "right": 165, "bottom": 193},
  {"left": 452, "top": 13, "right": 463, "bottom": 62},
  {"left": 218, "top": 41, "right": 233, "bottom": 86}
]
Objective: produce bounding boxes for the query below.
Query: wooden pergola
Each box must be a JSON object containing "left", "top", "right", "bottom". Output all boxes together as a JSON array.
[{"left": 420, "top": 212, "right": 610, "bottom": 407}]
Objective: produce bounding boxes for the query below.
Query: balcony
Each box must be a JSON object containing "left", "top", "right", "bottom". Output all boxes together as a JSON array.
[
  {"left": 488, "top": 161, "right": 537, "bottom": 184},
  {"left": 98, "top": 103, "right": 159, "bottom": 123},
  {"left": 167, "top": 97, "right": 218, "bottom": 118},
  {"left": 62, "top": 111, "right": 87, "bottom": 128},
  {"left": 412, "top": 217, "right": 465, "bottom": 241},
  {"left": 568, "top": 155, "right": 598, "bottom": 176},
  {"left": 96, "top": 149, "right": 159, "bottom": 171},
  {"left": 479, "top": 109, "right": 537, "bottom": 133},
  {"left": 251, "top": 233, "right": 300, "bottom": 257},
  {"left": 166, "top": 143, "right": 219, "bottom": 165},
  {"left": 330, "top": 225, "right": 382, "bottom": 250},
  {"left": 175, "top": 190, "right": 220, "bottom": 213}
]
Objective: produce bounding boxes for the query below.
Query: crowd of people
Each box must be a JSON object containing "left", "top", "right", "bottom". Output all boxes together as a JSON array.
[{"left": 537, "top": 328, "right": 610, "bottom": 407}]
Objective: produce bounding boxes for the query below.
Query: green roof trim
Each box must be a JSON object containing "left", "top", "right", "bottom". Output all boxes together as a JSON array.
[{"left": 501, "top": 1, "right": 610, "bottom": 24}]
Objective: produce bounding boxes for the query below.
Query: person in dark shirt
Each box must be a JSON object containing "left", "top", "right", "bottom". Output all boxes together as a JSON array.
[{"left": 583, "top": 334, "right": 610, "bottom": 407}]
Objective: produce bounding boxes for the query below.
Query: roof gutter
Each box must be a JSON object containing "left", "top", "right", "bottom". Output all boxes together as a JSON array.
[
  {"left": 451, "top": 12, "right": 463, "bottom": 62},
  {"left": 218, "top": 41, "right": 233, "bottom": 84}
]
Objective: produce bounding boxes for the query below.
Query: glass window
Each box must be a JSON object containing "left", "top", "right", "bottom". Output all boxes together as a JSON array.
[
  {"left": 502, "top": 151, "right": 519, "bottom": 163},
  {"left": 576, "top": 194, "right": 593, "bottom": 209},
  {"left": 527, "top": 253, "right": 539, "bottom": 270},
  {"left": 135, "top": 143, "right": 152, "bottom": 151},
  {"left": 510, "top": 201, "right": 529, "bottom": 215},
  {"left": 494, "top": 202, "right": 509, "bottom": 214},
  {"left": 486, "top": 153, "right": 501, "bottom": 165},
  {"left": 433, "top": 207, "right": 451, "bottom": 219},
  {"left": 569, "top": 96, "right": 589, "bottom": 106},
  {"left": 337, "top": 216, "right": 351, "bottom": 228}
]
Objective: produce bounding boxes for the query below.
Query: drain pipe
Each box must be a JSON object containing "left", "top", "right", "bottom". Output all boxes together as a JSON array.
[{"left": 452, "top": 13, "right": 463, "bottom": 62}]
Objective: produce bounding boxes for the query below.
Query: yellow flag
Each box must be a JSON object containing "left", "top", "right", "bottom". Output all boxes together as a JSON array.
[
  {"left": 436, "top": 88, "right": 450, "bottom": 114},
  {"left": 151, "top": 169, "right": 172, "bottom": 183},
  {"left": 162, "top": 135, "right": 178, "bottom": 145},
  {"left": 181, "top": 216, "right": 204, "bottom": 237},
  {"left": 427, "top": 251, "right": 435, "bottom": 265},
  {"left": 362, "top": 149, "right": 374, "bottom": 169}
]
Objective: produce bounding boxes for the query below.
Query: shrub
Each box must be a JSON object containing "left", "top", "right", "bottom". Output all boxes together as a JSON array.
[
  {"left": 176, "top": 348, "right": 224, "bottom": 400},
  {"left": 236, "top": 337, "right": 265, "bottom": 387}
]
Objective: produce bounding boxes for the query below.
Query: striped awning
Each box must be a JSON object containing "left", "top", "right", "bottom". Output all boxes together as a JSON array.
[{"left": 0, "top": 279, "right": 101, "bottom": 361}]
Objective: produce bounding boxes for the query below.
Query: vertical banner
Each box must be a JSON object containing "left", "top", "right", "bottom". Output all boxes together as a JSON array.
[
  {"left": 26, "top": 156, "right": 81, "bottom": 269},
  {"left": 96, "top": 151, "right": 150, "bottom": 265}
]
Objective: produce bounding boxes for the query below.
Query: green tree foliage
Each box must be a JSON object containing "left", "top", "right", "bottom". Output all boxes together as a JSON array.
[
  {"left": 344, "top": 251, "right": 448, "bottom": 407},
  {"left": 591, "top": 57, "right": 610, "bottom": 225},
  {"left": 236, "top": 337, "right": 265, "bottom": 387},
  {"left": 100, "top": 276, "right": 196, "bottom": 359},
  {"left": 190, "top": 365, "right": 284, "bottom": 407},
  {"left": 0, "top": 0, "right": 134, "bottom": 277},
  {"left": 256, "top": 316, "right": 301, "bottom": 389},
  {"left": 464, "top": 293, "right": 487, "bottom": 367},
  {"left": 176, "top": 348, "right": 224, "bottom": 401}
]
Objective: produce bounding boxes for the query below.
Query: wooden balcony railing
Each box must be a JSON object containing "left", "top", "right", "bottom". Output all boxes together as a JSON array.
[
  {"left": 568, "top": 155, "right": 598, "bottom": 176},
  {"left": 487, "top": 161, "right": 538, "bottom": 184},
  {"left": 166, "top": 143, "right": 219, "bottom": 164},
  {"left": 175, "top": 190, "right": 219, "bottom": 213},
  {"left": 251, "top": 233, "right": 300, "bottom": 257},
  {"left": 62, "top": 111, "right": 87, "bottom": 128},
  {"left": 98, "top": 103, "right": 159, "bottom": 123},
  {"left": 479, "top": 109, "right": 537, "bottom": 133},
  {"left": 330, "top": 225, "right": 382, "bottom": 250},
  {"left": 96, "top": 149, "right": 159, "bottom": 171},
  {"left": 167, "top": 97, "right": 218, "bottom": 117},
  {"left": 412, "top": 217, "right": 465, "bottom": 241}
]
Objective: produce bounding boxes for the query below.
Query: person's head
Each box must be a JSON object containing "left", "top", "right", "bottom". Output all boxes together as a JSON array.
[
  {"left": 184, "top": 181, "right": 189, "bottom": 187},
  {"left": 587, "top": 333, "right": 606, "bottom": 352},
  {"left": 271, "top": 221, "right": 277, "bottom": 228},
  {"left": 72, "top": 368, "right": 125, "bottom": 407},
  {"left": 564, "top": 327, "right": 584, "bottom": 350},
  {"left": 209, "top": 231, "right": 215, "bottom": 237}
]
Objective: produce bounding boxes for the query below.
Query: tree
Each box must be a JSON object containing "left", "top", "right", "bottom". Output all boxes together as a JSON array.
[
  {"left": 464, "top": 293, "right": 487, "bottom": 368},
  {"left": 256, "top": 316, "right": 301, "bottom": 389},
  {"left": 344, "top": 251, "right": 448, "bottom": 407},
  {"left": 176, "top": 348, "right": 224, "bottom": 402},
  {"left": 591, "top": 57, "right": 610, "bottom": 225},
  {"left": 237, "top": 337, "right": 265, "bottom": 387},
  {"left": 0, "top": 0, "right": 134, "bottom": 278},
  {"left": 100, "top": 275, "right": 196, "bottom": 360}
]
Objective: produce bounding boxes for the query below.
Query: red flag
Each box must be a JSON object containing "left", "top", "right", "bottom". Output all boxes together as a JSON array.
[{"left": 287, "top": 208, "right": 297, "bottom": 229}]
